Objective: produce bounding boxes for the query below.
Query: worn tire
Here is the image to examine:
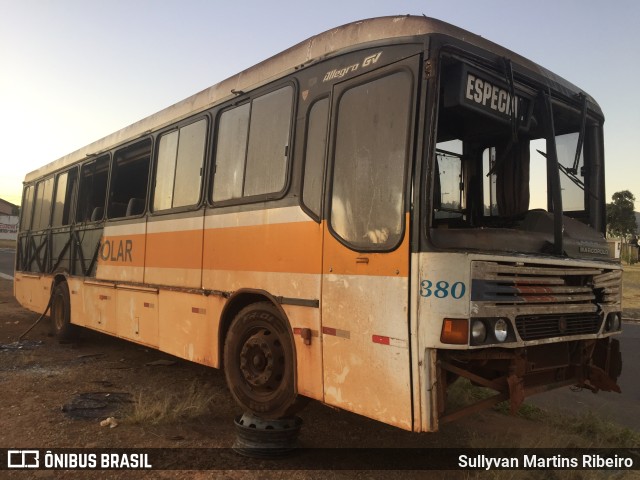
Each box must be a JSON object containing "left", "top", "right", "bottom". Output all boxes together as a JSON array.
[
  {"left": 223, "top": 302, "right": 306, "bottom": 419},
  {"left": 50, "top": 282, "right": 78, "bottom": 342}
]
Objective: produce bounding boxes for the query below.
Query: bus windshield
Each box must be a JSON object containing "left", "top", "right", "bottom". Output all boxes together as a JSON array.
[{"left": 429, "top": 55, "right": 607, "bottom": 259}]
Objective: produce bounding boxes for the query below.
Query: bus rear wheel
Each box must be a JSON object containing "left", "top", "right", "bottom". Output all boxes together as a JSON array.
[
  {"left": 50, "top": 281, "right": 78, "bottom": 342},
  {"left": 223, "top": 302, "right": 304, "bottom": 419}
]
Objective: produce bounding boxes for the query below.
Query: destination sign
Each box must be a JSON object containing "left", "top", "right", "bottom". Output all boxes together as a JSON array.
[
  {"left": 444, "top": 64, "right": 532, "bottom": 128},
  {"left": 465, "top": 73, "right": 520, "bottom": 118}
]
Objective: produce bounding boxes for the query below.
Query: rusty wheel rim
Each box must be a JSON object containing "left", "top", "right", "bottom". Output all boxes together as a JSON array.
[{"left": 239, "top": 328, "right": 285, "bottom": 392}]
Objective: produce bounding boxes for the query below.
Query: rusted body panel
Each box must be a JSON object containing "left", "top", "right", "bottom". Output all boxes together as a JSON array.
[
  {"left": 321, "top": 216, "right": 412, "bottom": 430},
  {"left": 115, "top": 286, "right": 159, "bottom": 347},
  {"left": 82, "top": 280, "right": 117, "bottom": 334},
  {"left": 321, "top": 272, "right": 412, "bottom": 429},
  {"left": 155, "top": 290, "right": 222, "bottom": 367},
  {"left": 283, "top": 304, "right": 323, "bottom": 401}
]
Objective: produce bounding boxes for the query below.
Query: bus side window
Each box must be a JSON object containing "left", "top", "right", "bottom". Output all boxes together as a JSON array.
[
  {"left": 20, "top": 185, "right": 35, "bottom": 232},
  {"left": 302, "top": 97, "right": 329, "bottom": 218},
  {"left": 213, "top": 103, "right": 250, "bottom": 201},
  {"left": 52, "top": 169, "right": 78, "bottom": 227},
  {"left": 108, "top": 139, "right": 151, "bottom": 219},
  {"left": 153, "top": 118, "right": 207, "bottom": 211},
  {"left": 32, "top": 177, "right": 54, "bottom": 231},
  {"left": 213, "top": 85, "right": 293, "bottom": 202},
  {"left": 244, "top": 86, "right": 293, "bottom": 197},
  {"left": 76, "top": 156, "right": 110, "bottom": 223}
]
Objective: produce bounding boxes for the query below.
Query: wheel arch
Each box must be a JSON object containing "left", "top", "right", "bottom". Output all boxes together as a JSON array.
[{"left": 50, "top": 270, "right": 70, "bottom": 293}]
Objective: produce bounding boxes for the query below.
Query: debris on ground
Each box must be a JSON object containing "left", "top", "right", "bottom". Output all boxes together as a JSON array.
[
  {"left": 62, "top": 392, "right": 133, "bottom": 419},
  {"left": 0, "top": 340, "right": 42, "bottom": 351},
  {"left": 100, "top": 417, "right": 119, "bottom": 428}
]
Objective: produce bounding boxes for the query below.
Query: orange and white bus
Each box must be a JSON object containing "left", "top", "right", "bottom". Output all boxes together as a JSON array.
[{"left": 15, "top": 16, "right": 622, "bottom": 432}]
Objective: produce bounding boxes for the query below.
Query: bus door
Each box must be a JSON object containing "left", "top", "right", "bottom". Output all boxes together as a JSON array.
[{"left": 321, "top": 57, "right": 418, "bottom": 430}]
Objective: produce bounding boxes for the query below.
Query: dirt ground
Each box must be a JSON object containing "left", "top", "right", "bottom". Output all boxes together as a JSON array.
[{"left": 0, "top": 278, "right": 637, "bottom": 479}]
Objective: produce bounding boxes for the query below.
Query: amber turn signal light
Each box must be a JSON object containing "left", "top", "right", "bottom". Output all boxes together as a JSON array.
[{"left": 440, "top": 318, "right": 468, "bottom": 344}]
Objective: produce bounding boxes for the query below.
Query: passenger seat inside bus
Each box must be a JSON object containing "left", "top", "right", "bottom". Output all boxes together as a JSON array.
[
  {"left": 109, "top": 202, "right": 128, "bottom": 218},
  {"left": 126, "top": 198, "right": 145, "bottom": 216},
  {"left": 90, "top": 207, "right": 103, "bottom": 222}
]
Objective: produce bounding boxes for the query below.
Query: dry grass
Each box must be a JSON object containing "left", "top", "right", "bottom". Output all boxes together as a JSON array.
[
  {"left": 447, "top": 378, "right": 544, "bottom": 423},
  {"left": 125, "top": 380, "right": 217, "bottom": 425},
  {"left": 448, "top": 378, "right": 640, "bottom": 449},
  {"left": 548, "top": 410, "right": 640, "bottom": 448}
]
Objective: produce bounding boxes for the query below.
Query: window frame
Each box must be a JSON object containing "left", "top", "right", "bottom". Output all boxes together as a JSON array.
[
  {"left": 300, "top": 95, "right": 330, "bottom": 222},
  {"left": 76, "top": 154, "right": 111, "bottom": 224},
  {"left": 107, "top": 138, "right": 152, "bottom": 220},
  {"left": 211, "top": 100, "right": 251, "bottom": 203},
  {"left": 20, "top": 184, "right": 36, "bottom": 232},
  {"left": 151, "top": 115, "right": 209, "bottom": 215},
  {"left": 51, "top": 166, "right": 79, "bottom": 228},
  {"left": 209, "top": 81, "right": 297, "bottom": 207},
  {"left": 326, "top": 66, "right": 416, "bottom": 253},
  {"left": 31, "top": 176, "right": 55, "bottom": 232}
]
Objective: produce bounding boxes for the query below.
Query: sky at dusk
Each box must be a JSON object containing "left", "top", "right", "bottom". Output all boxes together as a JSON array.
[{"left": 1, "top": 0, "right": 639, "bottom": 209}]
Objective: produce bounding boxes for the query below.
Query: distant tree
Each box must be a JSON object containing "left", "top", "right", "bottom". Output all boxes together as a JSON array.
[{"left": 606, "top": 190, "right": 637, "bottom": 240}]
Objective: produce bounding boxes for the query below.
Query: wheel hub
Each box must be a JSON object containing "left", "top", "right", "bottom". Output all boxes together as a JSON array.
[{"left": 239, "top": 329, "right": 284, "bottom": 390}]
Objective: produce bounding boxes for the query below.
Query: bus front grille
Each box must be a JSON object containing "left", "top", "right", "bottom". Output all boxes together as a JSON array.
[
  {"left": 471, "top": 261, "right": 622, "bottom": 312},
  {"left": 515, "top": 313, "right": 602, "bottom": 340}
]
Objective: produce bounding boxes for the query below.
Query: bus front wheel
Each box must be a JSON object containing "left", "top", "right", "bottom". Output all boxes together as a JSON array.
[{"left": 223, "top": 302, "right": 304, "bottom": 419}]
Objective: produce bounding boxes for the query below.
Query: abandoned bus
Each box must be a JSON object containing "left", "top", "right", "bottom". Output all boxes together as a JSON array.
[{"left": 15, "top": 16, "right": 622, "bottom": 432}]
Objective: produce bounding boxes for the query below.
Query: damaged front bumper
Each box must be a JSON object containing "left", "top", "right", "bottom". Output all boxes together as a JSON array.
[{"left": 438, "top": 337, "right": 622, "bottom": 424}]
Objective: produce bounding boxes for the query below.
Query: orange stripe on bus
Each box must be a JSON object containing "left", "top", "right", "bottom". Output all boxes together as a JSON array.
[
  {"left": 146, "top": 229, "right": 203, "bottom": 269},
  {"left": 203, "top": 221, "right": 323, "bottom": 274},
  {"left": 97, "top": 216, "right": 408, "bottom": 277}
]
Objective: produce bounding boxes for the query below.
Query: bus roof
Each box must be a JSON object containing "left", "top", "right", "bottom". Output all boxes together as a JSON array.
[{"left": 25, "top": 15, "right": 596, "bottom": 183}]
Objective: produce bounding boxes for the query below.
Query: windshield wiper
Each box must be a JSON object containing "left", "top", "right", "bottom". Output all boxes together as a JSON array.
[
  {"left": 558, "top": 161, "right": 585, "bottom": 190},
  {"left": 540, "top": 90, "right": 564, "bottom": 256},
  {"left": 537, "top": 149, "right": 598, "bottom": 201}
]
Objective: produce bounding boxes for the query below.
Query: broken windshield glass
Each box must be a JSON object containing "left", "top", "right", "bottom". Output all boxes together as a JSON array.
[{"left": 429, "top": 55, "right": 606, "bottom": 259}]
